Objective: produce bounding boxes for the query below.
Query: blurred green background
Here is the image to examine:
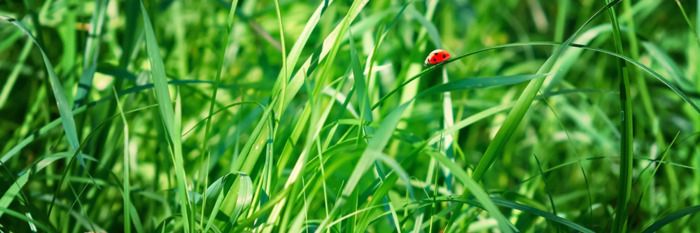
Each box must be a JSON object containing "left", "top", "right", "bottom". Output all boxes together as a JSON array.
[{"left": 1, "top": 0, "right": 699, "bottom": 232}]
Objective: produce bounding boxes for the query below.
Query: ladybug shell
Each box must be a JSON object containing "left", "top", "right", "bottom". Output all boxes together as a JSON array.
[{"left": 424, "top": 49, "right": 451, "bottom": 66}]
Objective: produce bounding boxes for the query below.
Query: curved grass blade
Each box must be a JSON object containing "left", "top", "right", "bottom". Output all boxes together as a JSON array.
[
  {"left": 139, "top": 4, "right": 175, "bottom": 135},
  {"left": 472, "top": 0, "right": 622, "bottom": 186},
  {"left": 492, "top": 198, "right": 593, "bottom": 233},
  {"left": 201, "top": 172, "right": 253, "bottom": 232},
  {"left": 376, "top": 38, "right": 700, "bottom": 127},
  {"left": 1, "top": 16, "right": 88, "bottom": 170},
  {"left": 223, "top": 172, "right": 253, "bottom": 230},
  {"left": 447, "top": 1, "right": 622, "bottom": 231},
  {"left": 543, "top": 42, "right": 700, "bottom": 114},
  {"left": 273, "top": 0, "right": 287, "bottom": 119},
  {"left": 316, "top": 100, "right": 411, "bottom": 231},
  {"left": 417, "top": 74, "right": 547, "bottom": 98},
  {"left": 542, "top": 24, "right": 611, "bottom": 92},
  {"left": 201, "top": 173, "right": 232, "bottom": 232},
  {"left": 641, "top": 205, "right": 700, "bottom": 233},
  {"left": 0, "top": 206, "right": 53, "bottom": 232},
  {"left": 641, "top": 41, "right": 694, "bottom": 90},
  {"left": 424, "top": 196, "right": 595, "bottom": 233}
]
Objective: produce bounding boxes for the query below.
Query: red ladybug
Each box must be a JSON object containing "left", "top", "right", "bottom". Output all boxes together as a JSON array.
[{"left": 424, "top": 49, "right": 451, "bottom": 66}]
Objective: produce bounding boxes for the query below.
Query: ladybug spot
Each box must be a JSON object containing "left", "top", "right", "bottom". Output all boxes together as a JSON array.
[
  {"left": 433, "top": 58, "right": 436, "bottom": 62},
  {"left": 442, "top": 55, "right": 446, "bottom": 58},
  {"left": 434, "top": 52, "right": 438, "bottom": 55}
]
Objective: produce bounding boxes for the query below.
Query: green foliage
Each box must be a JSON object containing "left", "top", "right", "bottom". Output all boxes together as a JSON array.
[{"left": 1, "top": 0, "right": 700, "bottom": 232}]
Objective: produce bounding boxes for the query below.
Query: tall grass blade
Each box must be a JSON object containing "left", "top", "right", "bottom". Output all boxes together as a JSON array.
[
  {"left": 0, "top": 16, "right": 89, "bottom": 170},
  {"left": 139, "top": 2, "right": 192, "bottom": 232},
  {"left": 605, "top": 0, "right": 634, "bottom": 231},
  {"left": 199, "top": 1, "right": 240, "bottom": 228},
  {"left": 112, "top": 88, "right": 132, "bottom": 233},
  {"left": 349, "top": 32, "right": 373, "bottom": 139}
]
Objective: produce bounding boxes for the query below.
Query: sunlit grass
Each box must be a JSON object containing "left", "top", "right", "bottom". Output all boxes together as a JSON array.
[{"left": 1, "top": 0, "right": 700, "bottom": 232}]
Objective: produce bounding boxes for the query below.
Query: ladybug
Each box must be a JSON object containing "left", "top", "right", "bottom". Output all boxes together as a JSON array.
[{"left": 424, "top": 49, "right": 451, "bottom": 67}]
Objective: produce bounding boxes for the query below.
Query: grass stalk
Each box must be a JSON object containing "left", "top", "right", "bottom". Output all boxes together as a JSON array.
[
  {"left": 112, "top": 88, "right": 132, "bottom": 233},
  {"left": 604, "top": 0, "right": 633, "bottom": 231}
]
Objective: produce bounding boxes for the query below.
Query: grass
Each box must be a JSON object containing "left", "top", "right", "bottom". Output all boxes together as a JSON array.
[{"left": 1, "top": 0, "right": 700, "bottom": 232}]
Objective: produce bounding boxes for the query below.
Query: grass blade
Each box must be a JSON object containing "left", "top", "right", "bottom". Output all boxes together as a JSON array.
[
  {"left": 0, "top": 206, "right": 52, "bottom": 232},
  {"left": 431, "top": 196, "right": 595, "bottom": 233},
  {"left": 73, "top": 0, "right": 108, "bottom": 108},
  {"left": 199, "top": 1, "right": 240, "bottom": 228},
  {"left": 349, "top": 31, "right": 373, "bottom": 140},
  {"left": 317, "top": 100, "right": 411, "bottom": 231},
  {"left": 425, "top": 150, "right": 515, "bottom": 232},
  {"left": 418, "top": 74, "right": 547, "bottom": 98},
  {"left": 228, "top": 174, "right": 254, "bottom": 229},
  {"left": 641, "top": 205, "right": 700, "bottom": 233},
  {"left": 641, "top": 41, "right": 694, "bottom": 90},
  {"left": 0, "top": 16, "right": 89, "bottom": 171},
  {"left": 605, "top": 0, "right": 634, "bottom": 231},
  {"left": 0, "top": 39, "right": 32, "bottom": 109},
  {"left": 112, "top": 87, "right": 132, "bottom": 233},
  {"left": 139, "top": 2, "right": 192, "bottom": 231}
]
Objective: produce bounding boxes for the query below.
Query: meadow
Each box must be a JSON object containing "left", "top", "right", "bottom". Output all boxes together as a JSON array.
[{"left": 1, "top": 0, "right": 700, "bottom": 232}]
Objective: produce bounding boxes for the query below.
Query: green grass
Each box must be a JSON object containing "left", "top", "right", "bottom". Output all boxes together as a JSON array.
[{"left": 2, "top": 0, "right": 700, "bottom": 232}]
